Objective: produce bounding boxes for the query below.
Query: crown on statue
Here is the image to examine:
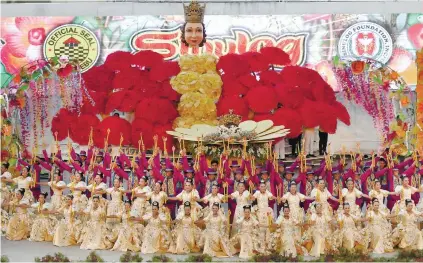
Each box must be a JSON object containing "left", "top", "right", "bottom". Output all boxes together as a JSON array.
[
  {"left": 183, "top": 1, "right": 205, "bottom": 23},
  {"left": 218, "top": 109, "right": 242, "bottom": 127}
]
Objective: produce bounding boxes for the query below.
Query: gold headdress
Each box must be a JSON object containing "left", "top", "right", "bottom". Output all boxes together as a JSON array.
[
  {"left": 183, "top": 1, "right": 205, "bottom": 23},
  {"left": 218, "top": 109, "right": 242, "bottom": 127}
]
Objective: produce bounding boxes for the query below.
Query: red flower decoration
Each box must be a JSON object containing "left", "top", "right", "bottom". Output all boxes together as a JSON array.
[
  {"left": 28, "top": 28, "right": 46, "bottom": 45},
  {"left": 57, "top": 64, "right": 73, "bottom": 78},
  {"left": 82, "top": 65, "right": 114, "bottom": 93},
  {"left": 216, "top": 54, "right": 250, "bottom": 77},
  {"left": 260, "top": 47, "right": 291, "bottom": 66},
  {"left": 245, "top": 85, "right": 278, "bottom": 113},
  {"left": 135, "top": 98, "right": 178, "bottom": 125},
  {"left": 217, "top": 95, "right": 249, "bottom": 120},
  {"left": 51, "top": 109, "right": 77, "bottom": 141},
  {"left": 104, "top": 51, "right": 133, "bottom": 71}
]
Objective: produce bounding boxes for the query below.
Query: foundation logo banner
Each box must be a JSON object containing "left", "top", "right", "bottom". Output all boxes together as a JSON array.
[{"left": 0, "top": 14, "right": 422, "bottom": 87}]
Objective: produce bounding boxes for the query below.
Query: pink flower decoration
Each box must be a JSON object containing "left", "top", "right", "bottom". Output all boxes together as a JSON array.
[{"left": 1, "top": 16, "right": 74, "bottom": 73}]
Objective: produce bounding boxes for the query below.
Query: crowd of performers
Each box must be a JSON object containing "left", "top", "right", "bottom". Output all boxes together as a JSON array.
[{"left": 1, "top": 136, "right": 423, "bottom": 259}]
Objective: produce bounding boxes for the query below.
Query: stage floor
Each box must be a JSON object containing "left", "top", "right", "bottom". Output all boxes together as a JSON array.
[{"left": 1, "top": 237, "right": 399, "bottom": 262}]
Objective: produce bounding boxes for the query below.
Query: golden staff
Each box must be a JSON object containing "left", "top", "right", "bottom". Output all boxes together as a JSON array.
[
  {"left": 140, "top": 133, "right": 144, "bottom": 149},
  {"left": 88, "top": 127, "right": 93, "bottom": 146},
  {"left": 227, "top": 210, "right": 231, "bottom": 236},
  {"left": 351, "top": 151, "right": 356, "bottom": 172},
  {"left": 104, "top": 129, "right": 111, "bottom": 152},
  {"left": 31, "top": 144, "right": 38, "bottom": 188},
  {"left": 172, "top": 146, "right": 176, "bottom": 166},
  {"left": 110, "top": 133, "right": 124, "bottom": 170}
]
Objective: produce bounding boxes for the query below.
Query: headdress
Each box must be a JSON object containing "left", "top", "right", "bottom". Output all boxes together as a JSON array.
[
  {"left": 183, "top": 1, "right": 206, "bottom": 23},
  {"left": 184, "top": 201, "right": 191, "bottom": 207},
  {"left": 243, "top": 205, "right": 251, "bottom": 210}
]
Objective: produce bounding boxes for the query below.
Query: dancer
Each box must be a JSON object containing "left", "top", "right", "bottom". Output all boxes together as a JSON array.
[
  {"left": 230, "top": 205, "right": 259, "bottom": 259},
  {"left": 5, "top": 188, "right": 31, "bottom": 241},
  {"left": 364, "top": 198, "right": 394, "bottom": 254},
  {"left": 141, "top": 201, "right": 171, "bottom": 254},
  {"left": 79, "top": 195, "right": 112, "bottom": 250},
  {"left": 169, "top": 201, "right": 202, "bottom": 254},
  {"left": 109, "top": 200, "right": 144, "bottom": 252},
  {"left": 29, "top": 192, "right": 57, "bottom": 242},
  {"left": 52, "top": 194, "right": 83, "bottom": 247},
  {"left": 392, "top": 199, "right": 423, "bottom": 250},
  {"left": 272, "top": 203, "right": 305, "bottom": 257},
  {"left": 198, "top": 202, "right": 233, "bottom": 257}
]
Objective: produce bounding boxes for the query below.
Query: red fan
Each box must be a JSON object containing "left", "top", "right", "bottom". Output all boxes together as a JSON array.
[
  {"left": 217, "top": 95, "right": 249, "bottom": 119},
  {"left": 80, "top": 90, "right": 107, "bottom": 115},
  {"left": 82, "top": 65, "right": 114, "bottom": 93},
  {"left": 71, "top": 114, "right": 100, "bottom": 145},
  {"left": 274, "top": 84, "right": 304, "bottom": 109},
  {"left": 260, "top": 47, "right": 291, "bottom": 66},
  {"left": 131, "top": 50, "right": 164, "bottom": 70},
  {"left": 51, "top": 109, "right": 77, "bottom": 141},
  {"left": 259, "top": 70, "right": 282, "bottom": 87},
  {"left": 253, "top": 113, "right": 274, "bottom": 122},
  {"left": 96, "top": 116, "right": 132, "bottom": 146},
  {"left": 221, "top": 75, "right": 249, "bottom": 97},
  {"left": 150, "top": 61, "right": 180, "bottom": 82},
  {"left": 245, "top": 85, "right": 278, "bottom": 113},
  {"left": 131, "top": 118, "right": 154, "bottom": 149},
  {"left": 271, "top": 108, "right": 303, "bottom": 138},
  {"left": 104, "top": 51, "right": 133, "bottom": 71},
  {"left": 105, "top": 90, "right": 143, "bottom": 113},
  {"left": 241, "top": 52, "right": 269, "bottom": 72},
  {"left": 153, "top": 123, "right": 174, "bottom": 152},
  {"left": 216, "top": 54, "right": 250, "bottom": 77},
  {"left": 135, "top": 98, "right": 178, "bottom": 125},
  {"left": 298, "top": 99, "right": 321, "bottom": 128},
  {"left": 159, "top": 81, "right": 180, "bottom": 101},
  {"left": 332, "top": 101, "right": 351, "bottom": 126},
  {"left": 238, "top": 73, "right": 259, "bottom": 89}
]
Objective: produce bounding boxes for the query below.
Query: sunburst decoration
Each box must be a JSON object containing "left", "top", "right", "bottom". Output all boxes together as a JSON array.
[{"left": 166, "top": 110, "right": 290, "bottom": 144}]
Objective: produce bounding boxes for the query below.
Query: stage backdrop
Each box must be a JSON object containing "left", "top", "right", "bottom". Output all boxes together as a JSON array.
[{"left": 1, "top": 14, "right": 422, "bottom": 153}]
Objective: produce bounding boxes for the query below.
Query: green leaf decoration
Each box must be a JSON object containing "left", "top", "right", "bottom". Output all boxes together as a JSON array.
[
  {"left": 19, "top": 84, "right": 29, "bottom": 91},
  {"left": 373, "top": 76, "right": 383, "bottom": 84},
  {"left": 333, "top": 55, "right": 340, "bottom": 67},
  {"left": 0, "top": 62, "right": 7, "bottom": 74},
  {"left": 31, "top": 70, "right": 42, "bottom": 80},
  {"left": 1, "top": 72, "right": 12, "bottom": 88}
]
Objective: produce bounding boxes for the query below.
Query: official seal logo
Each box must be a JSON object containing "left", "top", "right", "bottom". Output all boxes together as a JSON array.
[
  {"left": 43, "top": 24, "right": 100, "bottom": 72},
  {"left": 338, "top": 22, "right": 393, "bottom": 64}
]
